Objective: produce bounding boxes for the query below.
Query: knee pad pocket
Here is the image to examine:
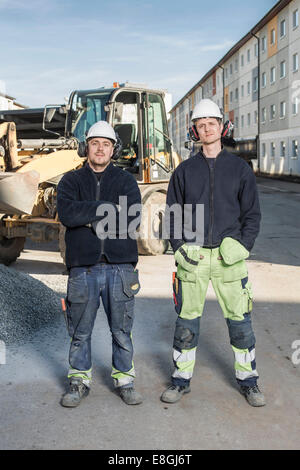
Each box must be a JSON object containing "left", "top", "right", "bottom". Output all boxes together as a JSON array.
[
  {"left": 227, "top": 315, "right": 255, "bottom": 349},
  {"left": 173, "top": 317, "right": 200, "bottom": 350}
]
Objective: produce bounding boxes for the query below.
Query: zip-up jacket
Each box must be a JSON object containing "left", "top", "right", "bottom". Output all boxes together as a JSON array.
[
  {"left": 166, "top": 148, "right": 261, "bottom": 253},
  {"left": 57, "top": 162, "right": 141, "bottom": 268}
]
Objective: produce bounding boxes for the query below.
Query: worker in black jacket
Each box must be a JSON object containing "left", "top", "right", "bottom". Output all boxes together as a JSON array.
[
  {"left": 161, "top": 99, "right": 266, "bottom": 407},
  {"left": 57, "top": 121, "right": 142, "bottom": 407}
]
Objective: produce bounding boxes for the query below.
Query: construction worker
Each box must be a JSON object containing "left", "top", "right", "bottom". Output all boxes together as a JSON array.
[
  {"left": 161, "top": 99, "right": 266, "bottom": 407},
  {"left": 57, "top": 121, "right": 143, "bottom": 407}
]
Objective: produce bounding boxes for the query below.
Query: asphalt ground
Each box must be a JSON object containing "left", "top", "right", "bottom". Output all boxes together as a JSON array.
[{"left": 0, "top": 176, "right": 299, "bottom": 451}]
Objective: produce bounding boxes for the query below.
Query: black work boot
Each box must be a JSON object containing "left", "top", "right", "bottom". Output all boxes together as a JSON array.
[
  {"left": 119, "top": 386, "right": 143, "bottom": 405},
  {"left": 61, "top": 377, "right": 89, "bottom": 408},
  {"left": 240, "top": 384, "right": 266, "bottom": 407},
  {"left": 160, "top": 384, "right": 191, "bottom": 403}
]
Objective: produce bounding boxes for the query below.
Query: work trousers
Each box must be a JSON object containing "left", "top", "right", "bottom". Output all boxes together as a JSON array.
[
  {"left": 65, "top": 263, "right": 140, "bottom": 388},
  {"left": 172, "top": 247, "right": 258, "bottom": 387}
]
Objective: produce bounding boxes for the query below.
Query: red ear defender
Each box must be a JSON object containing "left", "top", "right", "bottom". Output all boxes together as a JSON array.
[{"left": 189, "top": 125, "right": 200, "bottom": 142}]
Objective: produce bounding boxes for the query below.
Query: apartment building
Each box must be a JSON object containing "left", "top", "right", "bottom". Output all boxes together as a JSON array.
[{"left": 169, "top": 0, "right": 300, "bottom": 177}]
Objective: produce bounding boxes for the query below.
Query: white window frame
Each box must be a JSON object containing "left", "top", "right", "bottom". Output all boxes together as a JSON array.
[
  {"left": 280, "top": 101, "right": 286, "bottom": 119},
  {"left": 270, "top": 28, "right": 276, "bottom": 45},
  {"left": 293, "top": 9, "right": 299, "bottom": 29},
  {"left": 270, "top": 66, "right": 276, "bottom": 84},
  {"left": 270, "top": 142, "right": 276, "bottom": 158},
  {"left": 270, "top": 104, "right": 276, "bottom": 121},
  {"left": 280, "top": 60, "right": 286, "bottom": 79},
  {"left": 262, "top": 107, "right": 266, "bottom": 123},
  {"left": 292, "top": 140, "right": 298, "bottom": 158},
  {"left": 280, "top": 19, "right": 286, "bottom": 38},
  {"left": 262, "top": 72, "right": 266, "bottom": 88},
  {"left": 293, "top": 53, "right": 299, "bottom": 72},
  {"left": 261, "top": 36, "right": 266, "bottom": 53}
]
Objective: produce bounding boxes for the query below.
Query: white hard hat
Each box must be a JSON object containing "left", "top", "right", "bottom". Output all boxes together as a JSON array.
[
  {"left": 191, "top": 99, "right": 223, "bottom": 121},
  {"left": 86, "top": 121, "right": 117, "bottom": 143}
]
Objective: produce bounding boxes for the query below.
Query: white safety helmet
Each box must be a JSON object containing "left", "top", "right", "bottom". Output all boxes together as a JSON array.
[
  {"left": 86, "top": 120, "right": 117, "bottom": 143},
  {"left": 191, "top": 99, "right": 223, "bottom": 121}
]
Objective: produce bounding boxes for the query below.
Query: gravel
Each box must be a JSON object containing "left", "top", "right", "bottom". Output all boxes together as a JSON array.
[{"left": 0, "top": 264, "right": 63, "bottom": 345}]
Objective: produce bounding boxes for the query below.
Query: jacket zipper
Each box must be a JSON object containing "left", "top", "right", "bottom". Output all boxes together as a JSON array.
[
  {"left": 95, "top": 178, "right": 105, "bottom": 258},
  {"left": 208, "top": 160, "right": 215, "bottom": 247}
]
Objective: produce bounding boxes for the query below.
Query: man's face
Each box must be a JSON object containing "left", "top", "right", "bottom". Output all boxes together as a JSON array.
[
  {"left": 87, "top": 137, "right": 114, "bottom": 170},
  {"left": 194, "top": 118, "right": 223, "bottom": 145}
]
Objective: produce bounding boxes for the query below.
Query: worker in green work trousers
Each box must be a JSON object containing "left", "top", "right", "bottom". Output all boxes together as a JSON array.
[{"left": 161, "top": 99, "right": 266, "bottom": 407}]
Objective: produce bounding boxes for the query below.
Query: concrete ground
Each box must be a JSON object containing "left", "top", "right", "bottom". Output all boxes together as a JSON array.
[{"left": 0, "top": 176, "right": 299, "bottom": 450}]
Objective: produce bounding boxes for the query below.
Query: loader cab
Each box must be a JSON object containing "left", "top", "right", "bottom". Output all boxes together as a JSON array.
[{"left": 68, "top": 85, "right": 173, "bottom": 183}]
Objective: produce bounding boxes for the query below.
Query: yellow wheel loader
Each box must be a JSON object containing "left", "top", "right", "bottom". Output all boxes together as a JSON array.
[{"left": 0, "top": 83, "right": 181, "bottom": 265}]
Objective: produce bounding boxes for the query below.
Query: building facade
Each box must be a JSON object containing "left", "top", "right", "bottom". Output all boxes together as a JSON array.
[{"left": 169, "top": 0, "right": 300, "bottom": 176}]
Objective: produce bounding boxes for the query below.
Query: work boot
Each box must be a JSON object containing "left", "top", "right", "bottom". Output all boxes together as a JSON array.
[
  {"left": 160, "top": 384, "right": 191, "bottom": 403},
  {"left": 61, "top": 377, "right": 89, "bottom": 408},
  {"left": 240, "top": 384, "right": 266, "bottom": 407},
  {"left": 119, "top": 386, "right": 143, "bottom": 405}
]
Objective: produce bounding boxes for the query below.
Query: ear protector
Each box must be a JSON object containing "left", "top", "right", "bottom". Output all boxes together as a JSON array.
[
  {"left": 188, "top": 120, "right": 234, "bottom": 142},
  {"left": 77, "top": 132, "right": 123, "bottom": 160}
]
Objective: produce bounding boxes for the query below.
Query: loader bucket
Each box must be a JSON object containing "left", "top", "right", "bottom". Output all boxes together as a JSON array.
[{"left": 0, "top": 170, "right": 40, "bottom": 215}]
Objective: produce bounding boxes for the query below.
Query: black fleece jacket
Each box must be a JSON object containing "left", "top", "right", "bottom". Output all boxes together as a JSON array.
[
  {"left": 166, "top": 148, "right": 261, "bottom": 253},
  {"left": 57, "top": 162, "right": 141, "bottom": 268}
]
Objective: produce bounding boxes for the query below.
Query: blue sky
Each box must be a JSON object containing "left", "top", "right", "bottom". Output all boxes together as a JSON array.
[{"left": 0, "top": 0, "right": 278, "bottom": 108}]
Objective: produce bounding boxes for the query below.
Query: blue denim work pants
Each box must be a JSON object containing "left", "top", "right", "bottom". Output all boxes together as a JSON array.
[{"left": 66, "top": 263, "right": 140, "bottom": 388}]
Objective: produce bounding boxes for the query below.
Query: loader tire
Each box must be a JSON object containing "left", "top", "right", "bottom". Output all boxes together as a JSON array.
[
  {"left": 0, "top": 236, "right": 26, "bottom": 266},
  {"left": 58, "top": 223, "right": 66, "bottom": 264},
  {"left": 137, "top": 191, "right": 169, "bottom": 255}
]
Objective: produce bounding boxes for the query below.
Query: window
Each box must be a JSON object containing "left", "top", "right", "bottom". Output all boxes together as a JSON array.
[
  {"left": 293, "top": 9, "right": 299, "bottom": 29},
  {"left": 262, "top": 72, "right": 266, "bottom": 88},
  {"left": 235, "top": 88, "right": 238, "bottom": 100},
  {"left": 225, "top": 68, "right": 228, "bottom": 79},
  {"left": 262, "top": 107, "right": 266, "bottom": 123},
  {"left": 235, "top": 117, "right": 239, "bottom": 128},
  {"left": 247, "top": 81, "right": 251, "bottom": 95},
  {"left": 280, "top": 141, "right": 286, "bottom": 157},
  {"left": 293, "top": 53, "right": 299, "bottom": 72},
  {"left": 261, "top": 36, "right": 266, "bottom": 53},
  {"left": 235, "top": 59, "right": 238, "bottom": 72},
  {"left": 230, "top": 91, "right": 233, "bottom": 103},
  {"left": 280, "top": 19, "right": 286, "bottom": 38},
  {"left": 241, "top": 84, "right": 244, "bottom": 97},
  {"left": 254, "top": 110, "right": 258, "bottom": 124},
  {"left": 247, "top": 113, "right": 251, "bottom": 126},
  {"left": 241, "top": 54, "right": 244, "bottom": 67},
  {"left": 293, "top": 97, "right": 299, "bottom": 115},
  {"left": 254, "top": 43, "right": 259, "bottom": 57},
  {"left": 247, "top": 49, "right": 251, "bottom": 62},
  {"left": 292, "top": 140, "right": 298, "bottom": 157},
  {"left": 280, "top": 101, "right": 286, "bottom": 118},
  {"left": 270, "top": 142, "right": 275, "bottom": 158},
  {"left": 262, "top": 142, "right": 266, "bottom": 157},
  {"left": 270, "top": 104, "right": 276, "bottom": 120},
  {"left": 253, "top": 76, "right": 258, "bottom": 92},
  {"left": 241, "top": 115, "right": 244, "bottom": 128},
  {"left": 270, "top": 66, "right": 276, "bottom": 84},
  {"left": 230, "top": 64, "right": 233, "bottom": 75},
  {"left": 280, "top": 60, "right": 286, "bottom": 78},
  {"left": 270, "top": 28, "right": 276, "bottom": 45}
]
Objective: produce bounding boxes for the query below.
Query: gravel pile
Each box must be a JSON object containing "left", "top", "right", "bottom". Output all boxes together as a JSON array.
[{"left": 0, "top": 264, "right": 62, "bottom": 345}]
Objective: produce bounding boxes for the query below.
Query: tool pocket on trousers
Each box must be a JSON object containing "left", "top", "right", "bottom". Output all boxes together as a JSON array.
[
  {"left": 172, "top": 273, "right": 183, "bottom": 315},
  {"left": 241, "top": 278, "right": 253, "bottom": 314},
  {"left": 222, "top": 260, "right": 248, "bottom": 282},
  {"left": 67, "top": 269, "right": 89, "bottom": 304},
  {"left": 113, "top": 268, "right": 140, "bottom": 301},
  {"left": 123, "top": 299, "right": 135, "bottom": 333}
]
